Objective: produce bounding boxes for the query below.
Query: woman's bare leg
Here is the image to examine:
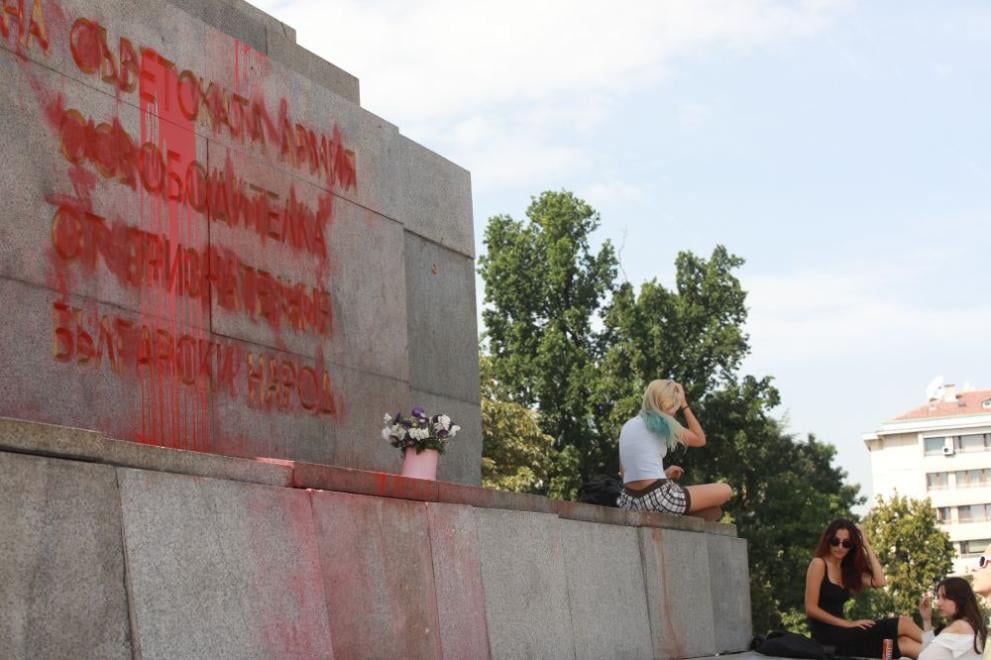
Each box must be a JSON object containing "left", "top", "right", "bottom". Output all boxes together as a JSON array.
[
  {"left": 684, "top": 483, "right": 732, "bottom": 515},
  {"left": 897, "top": 635, "right": 920, "bottom": 659},
  {"left": 898, "top": 615, "right": 922, "bottom": 641}
]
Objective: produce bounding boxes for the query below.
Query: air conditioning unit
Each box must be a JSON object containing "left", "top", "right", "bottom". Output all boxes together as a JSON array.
[{"left": 943, "top": 437, "right": 955, "bottom": 456}]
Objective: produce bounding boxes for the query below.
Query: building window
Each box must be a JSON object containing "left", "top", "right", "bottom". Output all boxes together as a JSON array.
[
  {"left": 927, "top": 473, "right": 949, "bottom": 490},
  {"left": 959, "top": 434, "right": 987, "bottom": 452},
  {"left": 961, "top": 538, "right": 991, "bottom": 555},
  {"left": 958, "top": 504, "right": 991, "bottom": 523},
  {"left": 957, "top": 469, "right": 991, "bottom": 488},
  {"left": 924, "top": 437, "right": 945, "bottom": 456},
  {"left": 936, "top": 506, "right": 951, "bottom": 522}
]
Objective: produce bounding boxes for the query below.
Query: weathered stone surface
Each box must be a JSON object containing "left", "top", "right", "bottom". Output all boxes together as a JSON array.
[
  {"left": 118, "top": 467, "right": 334, "bottom": 659},
  {"left": 705, "top": 520, "right": 738, "bottom": 537},
  {"left": 405, "top": 233, "right": 480, "bottom": 403},
  {"left": 0, "top": 0, "right": 477, "bottom": 475},
  {"left": 165, "top": 0, "right": 267, "bottom": 51},
  {"left": 324, "top": 364, "right": 412, "bottom": 471},
  {"left": 560, "top": 519, "right": 653, "bottom": 660},
  {"left": 0, "top": 279, "right": 198, "bottom": 449},
  {"left": 230, "top": 0, "right": 297, "bottom": 42},
  {"left": 0, "top": 416, "right": 292, "bottom": 486},
  {"left": 0, "top": 452, "right": 131, "bottom": 660},
  {"left": 0, "top": 416, "right": 106, "bottom": 459},
  {"left": 292, "top": 462, "right": 440, "bottom": 501},
  {"left": 426, "top": 503, "right": 491, "bottom": 660},
  {"left": 436, "top": 480, "right": 557, "bottom": 513},
  {"left": 634, "top": 509, "right": 707, "bottom": 532},
  {"left": 410, "top": 388, "right": 481, "bottom": 485},
  {"left": 639, "top": 527, "right": 717, "bottom": 659},
  {"left": 554, "top": 498, "right": 632, "bottom": 526},
  {"left": 310, "top": 490, "right": 442, "bottom": 660},
  {"left": 396, "top": 135, "right": 474, "bottom": 257},
  {"left": 696, "top": 654, "right": 783, "bottom": 660},
  {"left": 266, "top": 31, "right": 360, "bottom": 104},
  {"left": 475, "top": 509, "right": 575, "bottom": 660},
  {"left": 205, "top": 139, "right": 409, "bottom": 377},
  {"left": 0, "top": 49, "right": 210, "bottom": 326},
  {"left": 708, "top": 534, "right": 753, "bottom": 653}
]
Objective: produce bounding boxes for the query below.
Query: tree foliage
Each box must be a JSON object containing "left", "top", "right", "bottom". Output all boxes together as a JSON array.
[
  {"left": 846, "top": 495, "right": 954, "bottom": 621},
  {"left": 478, "top": 190, "right": 863, "bottom": 631},
  {"left": 479, "top": 355, "right": 579, "bottom": 498}
]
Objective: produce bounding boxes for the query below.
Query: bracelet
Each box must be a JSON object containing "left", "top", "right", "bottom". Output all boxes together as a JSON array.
[{"left": 680, "top": 405, "right": 690, "bottom": 412}]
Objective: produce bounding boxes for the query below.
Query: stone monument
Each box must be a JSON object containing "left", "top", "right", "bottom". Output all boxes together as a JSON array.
[
  {"left": 0, "top": 4, "right": 756, "bottom": 658},
  {"left": 0, "top": 0, "right": 481, "bottom": 483}
]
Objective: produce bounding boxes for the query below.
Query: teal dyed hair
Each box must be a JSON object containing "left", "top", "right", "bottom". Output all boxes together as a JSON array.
[{"left": 640, "top": 411, "right": 679, "bottom": 451}]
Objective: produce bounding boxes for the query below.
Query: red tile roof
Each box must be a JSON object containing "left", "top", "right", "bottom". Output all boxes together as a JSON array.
[{"left": 894, "top": 389, "right": 991, "bottom": 420}]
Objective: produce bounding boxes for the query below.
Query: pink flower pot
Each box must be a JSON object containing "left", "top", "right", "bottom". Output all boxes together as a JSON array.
[{"left": 401, "top": 448, "right": 439, "bottom": 480}]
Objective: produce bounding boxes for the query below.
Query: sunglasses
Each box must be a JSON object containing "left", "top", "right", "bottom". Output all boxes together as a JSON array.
[
  {"left": 980, "top": 556, "right": 989, "bottom": 569},
  {"left": 829, "top": 537, "right": 854, "bottom": 549}
]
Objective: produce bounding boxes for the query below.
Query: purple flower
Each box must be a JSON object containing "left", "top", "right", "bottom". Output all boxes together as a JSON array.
[{"left": 411, "top": 406, "right": 427, "bottom": 420}]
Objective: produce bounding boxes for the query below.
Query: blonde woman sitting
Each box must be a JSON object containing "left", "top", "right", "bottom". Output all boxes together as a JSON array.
[{"left": 617, "top": 379, "right": 731, "bottom": 521}]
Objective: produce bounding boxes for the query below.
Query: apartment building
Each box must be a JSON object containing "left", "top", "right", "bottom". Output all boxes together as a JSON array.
[{"left": 864, "top": 383, "right": 991, "bottom": 576}]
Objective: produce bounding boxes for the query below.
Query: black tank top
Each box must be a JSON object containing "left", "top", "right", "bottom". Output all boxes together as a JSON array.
[{"left": 817, "top": 574, "right": 850, "bottom": 618}]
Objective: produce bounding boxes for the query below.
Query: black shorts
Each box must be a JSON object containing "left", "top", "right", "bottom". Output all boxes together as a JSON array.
[{"left": 617, "top": 479, "right": 691, "bottom": 515}]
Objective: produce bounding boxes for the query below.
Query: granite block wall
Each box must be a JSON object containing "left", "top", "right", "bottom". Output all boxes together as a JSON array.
[
  {"left": 0, "top": 421, "right": 755, "bottom": 659},
  {"left": 0, "top": 0, "right": 480, "bottom": 483}
]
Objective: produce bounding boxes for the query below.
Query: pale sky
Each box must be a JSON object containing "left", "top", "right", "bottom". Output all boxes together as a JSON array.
[{"left": 256, "top": 0, "right": 991, "bottom": 504}]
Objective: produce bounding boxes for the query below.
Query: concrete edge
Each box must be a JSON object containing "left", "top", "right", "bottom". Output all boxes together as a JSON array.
[
  {"left": 0, "top": 416, "right": 742, "bottom": 537},
  {"left": 0, "top": 416, "right": 291, "bottom": 487}
]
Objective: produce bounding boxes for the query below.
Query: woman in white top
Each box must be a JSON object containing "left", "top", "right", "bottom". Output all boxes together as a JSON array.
[
  {"left": 917, "top": 576, "right": 987, "bottom": 660},
  {"left": 617, "top": 379, "right": 731, "bottom": 521}
]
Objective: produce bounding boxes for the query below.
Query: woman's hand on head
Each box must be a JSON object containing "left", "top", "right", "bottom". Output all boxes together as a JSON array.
[
  {"left": 674, "top": 383, "right": 687, "bottom": 407},
  {"left": 664, "top": 465, "right": 684, "bottom": 480},
  {"left": 846, "top": 619, "right": 875, "bottom": 630},
  {"left": 854, "top": 523, "right": 871, "bottom": 547}
]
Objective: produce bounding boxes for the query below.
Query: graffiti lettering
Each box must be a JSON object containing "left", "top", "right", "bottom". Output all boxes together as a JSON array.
[
  {"left": 0, "top": 0, "right": 48, "bottom": 52},
  {"left": 247, "top": 352, "right": 336, "bottom": 416},
  {"left": 52, "top": 300, "right": 238, "bottom": 393},
  {"left": 52, "top": 301, "right": 337, "bottom": 417},
  {"left": 66, "top": 16, "right": 357, "bottom": 190},
  {"left": 57, "top": 105, "right": 330, "bottom": 258},
  {"left": 50, "top": 205, "right": 333, "bottom": 337}
]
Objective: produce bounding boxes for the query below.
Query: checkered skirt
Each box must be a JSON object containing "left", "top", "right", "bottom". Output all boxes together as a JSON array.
[{"left": 617, "top": 479, "right": 691, "bottom": 515}]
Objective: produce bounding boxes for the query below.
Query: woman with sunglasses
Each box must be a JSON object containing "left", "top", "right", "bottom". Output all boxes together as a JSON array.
[
  {"left": 805, "top": 518, "right": 924, "bottom": 657},
  {"left": 917, "top": 576, "right": 987, "bottom": 659}
]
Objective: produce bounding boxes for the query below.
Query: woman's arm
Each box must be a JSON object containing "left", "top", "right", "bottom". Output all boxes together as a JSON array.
[
  {"left": 675, "top": 384, "right": 706, "bottom": 447},
  {"left": 859, "top": 529, "right": 887, "bottom": 588},
  {"left": 679, "top": 407, "right": 706, "bottom": 447},
  {"left": 804, "top": 558, "right": 866, "bottom": 629}
]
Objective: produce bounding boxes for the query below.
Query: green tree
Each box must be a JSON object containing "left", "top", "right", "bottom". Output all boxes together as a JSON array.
[
  {"left": 847, "top": 495, "right": 954, "bottom": 621},
  {"left": 478, "top": 191, "right": 617, "bottom": 484},
  {"left": 479, "top": 355, "right": 582, "bottom": 499},
  {"left": 478, "top": 190, "right": 862, "bottom": 631}
]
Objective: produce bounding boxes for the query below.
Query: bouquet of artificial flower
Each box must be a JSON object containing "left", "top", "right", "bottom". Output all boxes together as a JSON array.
[{"left": 382, "top": 406, "right": 460, "bottom": 455}]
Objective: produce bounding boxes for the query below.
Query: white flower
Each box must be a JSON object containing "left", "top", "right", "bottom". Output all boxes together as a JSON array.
[
  {"left": 381, "top": 428, "right": 391, "bottom": 441},
  {"left": 438, "top": 415, "right": 451, "bottom": 428},
  {"left": 383, "top": 413, "right": 393, "bottom": 425},
  {"left": 449, "top": 424, "right": 461, "bottom": 437}
]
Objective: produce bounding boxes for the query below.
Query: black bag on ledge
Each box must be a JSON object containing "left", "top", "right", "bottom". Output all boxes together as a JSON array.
[
  {"left": 752, "top": 631, "right": 827, "bottom": 659},
  {"left": 576, "top": 474, "right": 623, "bottom": 507}
]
